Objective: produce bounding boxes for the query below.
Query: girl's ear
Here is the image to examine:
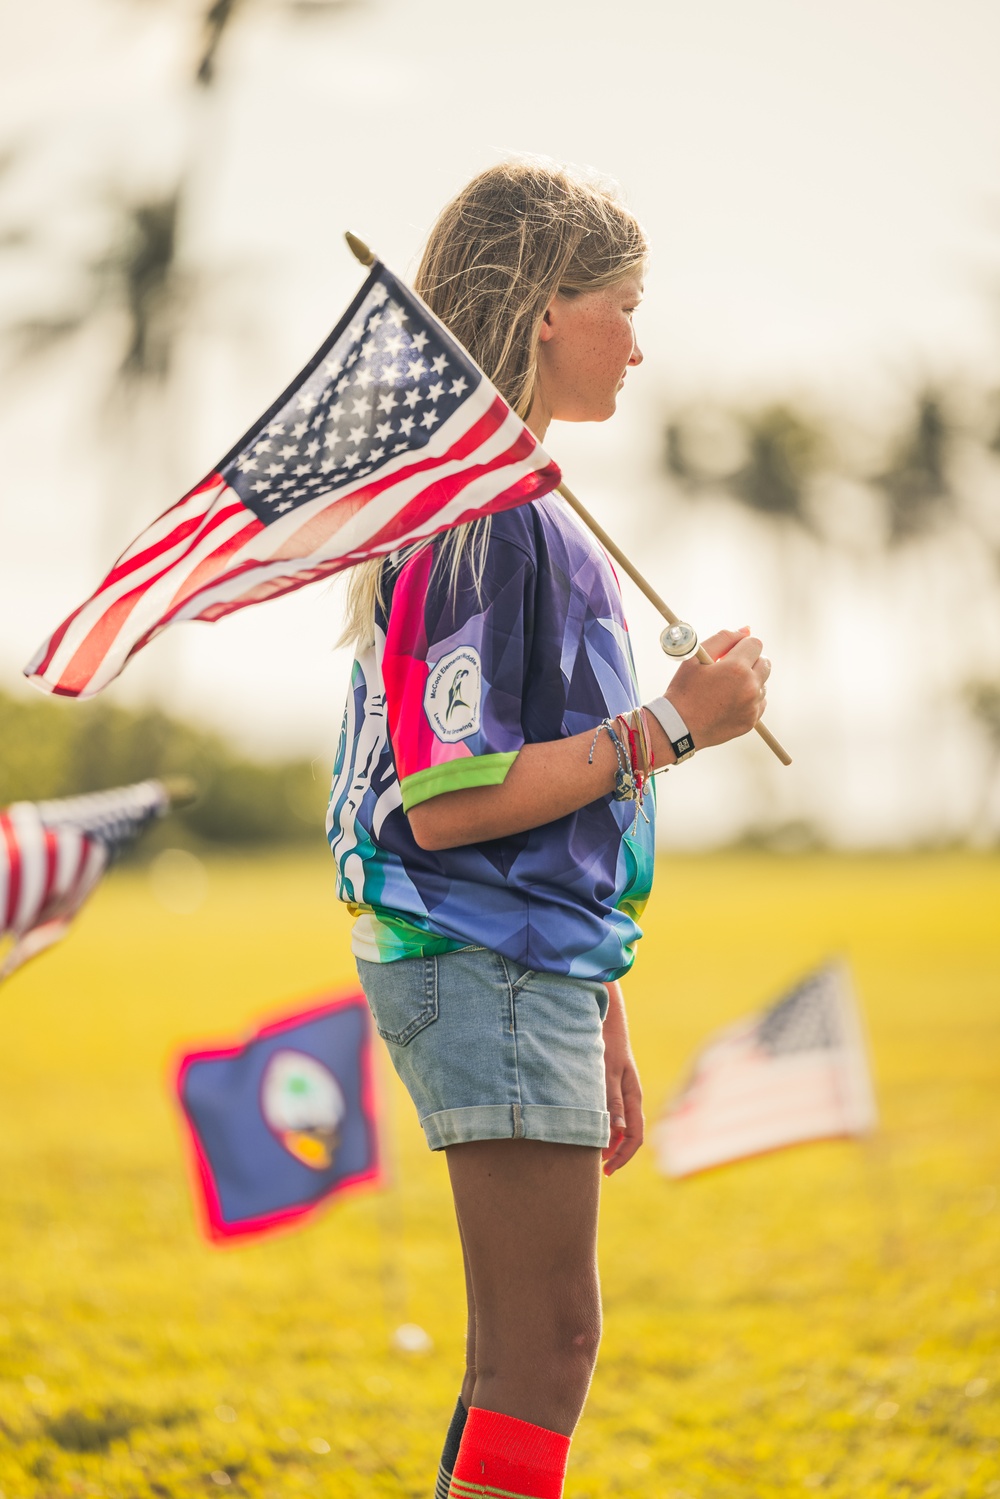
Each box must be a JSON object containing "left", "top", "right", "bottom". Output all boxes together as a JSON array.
[{"left": 537, "top": 297, "right": 558, "bottom": 343}]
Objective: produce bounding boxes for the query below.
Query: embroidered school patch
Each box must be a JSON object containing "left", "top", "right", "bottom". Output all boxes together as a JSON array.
[{"left": 424, "top": 646, "right": 482, "bottom": 743}]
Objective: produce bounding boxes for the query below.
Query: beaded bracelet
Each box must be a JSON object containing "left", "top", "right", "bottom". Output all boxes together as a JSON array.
[
  {"left": 616, "top": 708, "right": 652, "bottom": 826},
  {"left": 616, "top": 709, "right": 650, "bottom": 794},
  {"left": 587, "top": 718, "right": 636, "bottom": 802},
  {"left": 588, "top": 714, "right": 650, "bottom": 830}
]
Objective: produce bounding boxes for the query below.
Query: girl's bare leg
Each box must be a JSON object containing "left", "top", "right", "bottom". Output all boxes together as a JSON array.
[
  {"left": 457, "top": 1218, "right": 477, "bottom": 1410},
  {"left": 446, "top": 1138, "right": 603, "bottom": 1438}
]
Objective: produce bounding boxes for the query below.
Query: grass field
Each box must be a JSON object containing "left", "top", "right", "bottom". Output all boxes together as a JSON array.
[{"left": 0, "top": 849, "right": 997, "bottom": 1498}]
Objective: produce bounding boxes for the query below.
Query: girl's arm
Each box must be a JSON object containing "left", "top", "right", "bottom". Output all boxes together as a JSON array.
[
  {"left": 408, "top": 627, "right": 769, "bottom": 851},
  {"left": 601, "top": 981, "right": 643, "bottom": 1176}
]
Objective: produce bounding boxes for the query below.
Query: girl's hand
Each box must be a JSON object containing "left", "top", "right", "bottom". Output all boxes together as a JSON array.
[
  {"left": 601, "top": 983, "right": 644, "bottom": 1177},
  {"left": 661, "top": 626, "right": 771, "bottom": 752}
]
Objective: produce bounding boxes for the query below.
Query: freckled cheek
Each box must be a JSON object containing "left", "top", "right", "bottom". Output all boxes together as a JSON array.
[{"left": 590, "top": 317, "right": 634, "bottom": 373}]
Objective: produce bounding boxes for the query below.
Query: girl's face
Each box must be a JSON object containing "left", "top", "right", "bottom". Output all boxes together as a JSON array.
[{"left": 529, "top": 272, "right": 644, "bottom": 437}]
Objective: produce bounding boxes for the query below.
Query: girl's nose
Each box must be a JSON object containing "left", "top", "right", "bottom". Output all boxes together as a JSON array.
[{"left": 628, "top": 335, "right": 644, "bottom": 368}]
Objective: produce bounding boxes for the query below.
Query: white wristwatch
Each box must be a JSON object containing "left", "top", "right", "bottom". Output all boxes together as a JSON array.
[{"left": 643, "top": 696, "right": 697, "bottom": 764}]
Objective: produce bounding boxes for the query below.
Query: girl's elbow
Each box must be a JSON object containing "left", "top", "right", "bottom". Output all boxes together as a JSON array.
[{"left": 407, "top": 807, "right": 456, "bottom": 852}]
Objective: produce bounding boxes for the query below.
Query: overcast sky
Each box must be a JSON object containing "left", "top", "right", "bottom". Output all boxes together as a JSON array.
[{"left": 2, "top": 0, "right": 999, "bottom": 842}]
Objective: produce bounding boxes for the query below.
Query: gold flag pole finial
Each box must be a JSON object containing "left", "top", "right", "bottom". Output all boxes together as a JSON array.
[
  {"left": 345, "top": 232, "right": 376, "bottom": 267},
  {"left": 159, "top": 775, "right": 199, "bottom": 810}
]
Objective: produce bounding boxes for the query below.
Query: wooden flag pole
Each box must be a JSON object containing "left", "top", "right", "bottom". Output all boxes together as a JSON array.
[
  {"left": 344, "top": 232, "right": 792, "bottom": 767},
  {"left": 557, "top": 484, "right": 792, "bottom": 766}
]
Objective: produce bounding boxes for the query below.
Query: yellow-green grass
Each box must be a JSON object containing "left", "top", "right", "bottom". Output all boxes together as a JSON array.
[{"left": 1, "top": 850, "right": 997, "bottom": 1498}]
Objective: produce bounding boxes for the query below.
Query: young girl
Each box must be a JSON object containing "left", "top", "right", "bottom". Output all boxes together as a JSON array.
[{"left": 329, "top": 159, "right": 769, "bottom": 1499}]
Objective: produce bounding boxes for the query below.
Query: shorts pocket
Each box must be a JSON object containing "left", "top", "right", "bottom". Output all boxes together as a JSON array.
[{"left": 357, "top": 955, "right": 439, "bottom": 1046}]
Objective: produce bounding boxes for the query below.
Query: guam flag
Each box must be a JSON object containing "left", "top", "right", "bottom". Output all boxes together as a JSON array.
[{"left": 175, "top": 990, "right": 381, "bottom": 1241}]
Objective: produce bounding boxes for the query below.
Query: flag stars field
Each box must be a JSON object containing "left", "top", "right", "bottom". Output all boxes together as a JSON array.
[{"left": 24, "top": 257, "right": 559, "bottom": 700}]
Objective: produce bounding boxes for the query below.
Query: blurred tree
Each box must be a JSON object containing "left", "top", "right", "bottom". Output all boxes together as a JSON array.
[
  {"left": 0, "top": 689, "right": 329, "bottom": 850},
  {"left": 731, "top": 405, "right": 823, "bottom": 529},
  {"left": 110, "top": 196, "right": 181, "bottom": 382},
  {"left": 0, "top": 0, "right": 371, "bottom": 828},
  {"left": 963, "top": 678, "right": 1000, "bottom": 841},
  {"left": 4, "top": 188, "right": 184, "bottom": 413},
  {"left": 666, "top": 402, "right": 824, "bottom": 531},
  {"left": 2, "top": 0, "right": 370, "bottom": 388},
  {"left": 872, "top": 389, "right": 953, "bottom": 543},
  {"left": 197, "top": 0, "right": 244, "bottom": 86},
  {"left": 987, "top": 388, "right": 1000, "bottom": 455},
  {"left": 196, "top": 0, "right": 370, "bottom": 87}
]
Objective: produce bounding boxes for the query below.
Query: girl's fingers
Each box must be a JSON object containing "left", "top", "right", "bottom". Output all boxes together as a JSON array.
[
  {"left": 601, "top": 1129, "right": 625, "bottom": 1168},
  {"left": 700, "top": 625, "right": 751, "bottom": 661},
  {"left": 603, "top": 1125, "right": 643, "bottom": 1175},
  {"left": 601, "top": 1107, "right": 627, "bottom": 1165},
  {"left": 603, "top": 1075, "right": 644, "bottom": 1175}
]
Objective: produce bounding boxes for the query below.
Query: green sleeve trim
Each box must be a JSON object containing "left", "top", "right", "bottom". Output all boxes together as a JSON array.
[{"left": 400, "top": 751, "right": 519, "bottom": 812}]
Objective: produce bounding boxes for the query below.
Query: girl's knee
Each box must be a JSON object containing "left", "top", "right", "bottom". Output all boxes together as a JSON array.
[{"left": 562, "top": 1304, "right": 602, "bottom": 1373}]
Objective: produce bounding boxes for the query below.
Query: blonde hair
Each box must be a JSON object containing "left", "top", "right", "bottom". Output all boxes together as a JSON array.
[{"left": 340, "top": 158, "right": 647, "bottom": 649}]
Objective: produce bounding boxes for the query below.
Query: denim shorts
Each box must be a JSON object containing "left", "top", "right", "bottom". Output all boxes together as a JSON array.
[{"left": 356, "top": 946, "right": 611, "bottom": 1150}]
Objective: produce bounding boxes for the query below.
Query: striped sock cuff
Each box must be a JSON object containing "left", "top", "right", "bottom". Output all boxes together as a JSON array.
[
  {"left": 436, "top": 1461, "right": 456, "bottom": 1499},
  {"left": 436, "top": 1396, "right": 469, "bottom": 1499},
  {"left": 450, "top": 1406, "right": 571, "bottom": 1499}
]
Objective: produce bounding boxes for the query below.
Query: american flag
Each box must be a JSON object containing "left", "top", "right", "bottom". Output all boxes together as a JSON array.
[
  {"left": 654, "top": 963, "right": 877, "bottom": 1178},
  {"left": 25, "top": 261, "right": 561, "bottom": 699},
  {"left": 0, "top": 780, "right": 170, "bottom": 980}
]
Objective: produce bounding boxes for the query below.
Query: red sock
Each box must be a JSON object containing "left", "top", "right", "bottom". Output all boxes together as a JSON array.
[{"left": 449, "top": 1406, "right": 571, "bottom": 1499}]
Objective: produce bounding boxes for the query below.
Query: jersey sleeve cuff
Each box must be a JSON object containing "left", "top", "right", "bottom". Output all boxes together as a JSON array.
[{"left": 400, "top": 751, "right": 519, "bottom": 813}]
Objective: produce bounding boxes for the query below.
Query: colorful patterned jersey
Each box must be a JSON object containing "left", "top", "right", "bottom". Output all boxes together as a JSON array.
[{"left": 327, "top": 494, "right": 655, "bottom": 981}]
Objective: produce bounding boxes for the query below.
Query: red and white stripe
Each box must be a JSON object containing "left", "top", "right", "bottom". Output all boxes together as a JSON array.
[
  {"left": 0, "top": 780, "right": 170, "bottom": 981},
  {"left": 0, "top": 803, "right": 108, "bottom": 980},
  {"left": 654, "top": 968, "right": 877, "bottom": 1178},
  {"left": 26, "top": 379, "right": 559, "bottom": 699}
]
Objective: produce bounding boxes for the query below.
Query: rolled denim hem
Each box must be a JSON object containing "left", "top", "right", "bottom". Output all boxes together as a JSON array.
[{"left": 421, "top": 1103, "right": 611, "bottom": 1151}]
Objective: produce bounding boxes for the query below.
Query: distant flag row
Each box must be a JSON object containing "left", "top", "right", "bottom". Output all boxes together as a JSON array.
[
  {"left": 0, "top": 779, "right": 171, "bottom": 981},
  {"left": 11, "top": 252, "right": 878, "bottom": 1236},
  {"left": 1, "top": 776, "right": 878, "bottom": 1224},
  {"left": 171, "top": 960, "right": 875, "bottom": 1241},
  {"left": 0, "top": 776, "right": 382, "bottom": 1239}
]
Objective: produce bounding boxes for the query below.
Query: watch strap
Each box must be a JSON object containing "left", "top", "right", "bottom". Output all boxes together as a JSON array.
[{"left": 644, "top": 696, "right": 696, "bottom": 763}]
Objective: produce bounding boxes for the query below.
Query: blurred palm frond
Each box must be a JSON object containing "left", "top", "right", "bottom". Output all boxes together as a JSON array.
[
  {"left": 197, "top": 0, "right": 243, "bottom": 87},
  {"left": 4, "top": 193, "right": 183, "bottom": 389},
  {"left": 95, "top": 195, "right": 182, "bottom": 381},
  {"left": 873, "top": 390, "right": 953, "bottom": 543},
  {"left": 195, "top": 0, "right": 367, "bottom": 84},
  {"left": 987, "top": 390, "right": 1000, "bottom": 455},
  {"left": 964, "top": 680, "right": 1000, "bottom": 751},
  {"left": 664, "top": 419, "right": 697, "bottom": 486},
  {"left": 731, "top": 404, "right": 823, "bottom": 528},
  {"left": 665, "top": 401, "right": 823, "bottom": 530}
]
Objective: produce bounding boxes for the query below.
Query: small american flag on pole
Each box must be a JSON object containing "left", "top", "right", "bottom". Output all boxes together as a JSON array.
[
  {"left": 654, "top": 963, "right": 877, "bottom": 1178},
  {"left": 25, "top": 261, "right": 561, "bottom": 699},
  {"left": 0, "top": 780, "right": 170, "bottom": 981}
]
